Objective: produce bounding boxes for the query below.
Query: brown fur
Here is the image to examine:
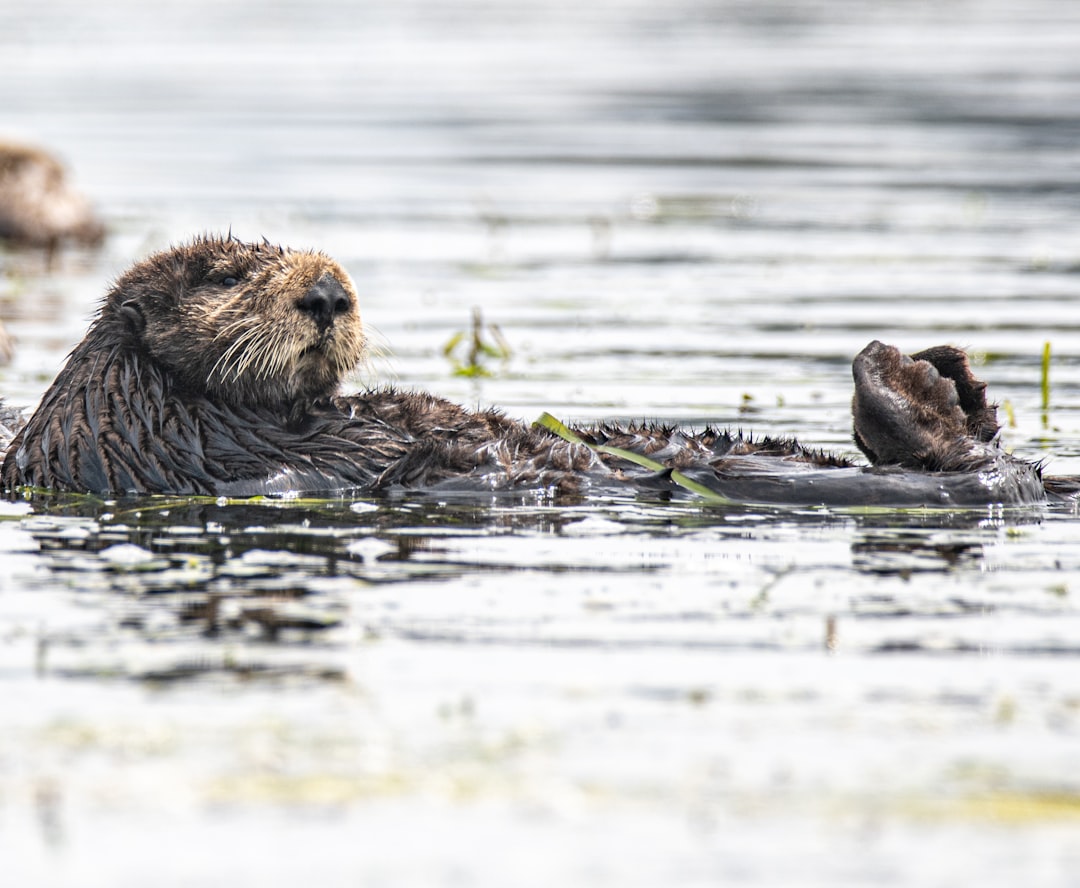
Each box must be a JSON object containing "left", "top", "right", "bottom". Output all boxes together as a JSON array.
[
  {"left": 110, "top": 236, "right": 366, "bottom": 418},
  {"left": 0, "top": 237, "right": 1051, "bottom": 506},
  {"left": 0, "top": 142, "right": 104, "bottom": 247},
  {"left": 852, "top": 341, "right": 1000, "bottom": 471}
]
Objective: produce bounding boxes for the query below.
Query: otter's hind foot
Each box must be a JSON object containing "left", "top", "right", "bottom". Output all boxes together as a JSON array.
[
  {"left": 908, "top": 345, "right": 999, "bottom": 443},
  {"left": 852, "top": 341, "right": 1000, "bottom": 470}
]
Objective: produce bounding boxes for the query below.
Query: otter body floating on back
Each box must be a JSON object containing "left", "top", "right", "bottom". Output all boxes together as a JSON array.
[{"left": 0, "top": 236, "right": 1058, "bottom": 506}]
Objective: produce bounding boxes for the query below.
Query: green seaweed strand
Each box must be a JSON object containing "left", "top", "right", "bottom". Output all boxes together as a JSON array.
[
  {"left": 533, "top": 412, "right": 736, "bottom": 504},
  {"left": 1041, "top": 341, "right": 1051, "bottom": 413}
]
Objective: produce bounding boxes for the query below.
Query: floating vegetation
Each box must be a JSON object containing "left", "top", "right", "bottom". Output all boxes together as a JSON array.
[
  {"left": 1002, "top": 399, "right": 1017, "bottom": 428},
  {"left": 533, "top": 411, "right": 736, "bottom": 505},
  {"left": 442, "top": 307, "right": 512, "bottom": 378},
  {"left": 1042, "top": 340, "right": 1052, "bottom": 427},
  {"left": 912, "top": 790, "right": 1080, "bottom": 824}
]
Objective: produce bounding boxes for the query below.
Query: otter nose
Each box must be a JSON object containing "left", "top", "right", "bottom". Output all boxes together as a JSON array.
[{"left": 300, "top": 274, "right": 352, "bottom": 328}]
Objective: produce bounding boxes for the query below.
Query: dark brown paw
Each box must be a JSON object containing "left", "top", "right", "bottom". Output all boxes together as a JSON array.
[
  {"left": 852, "top": 341, "right": 997, "bottom": 469},
  {"left": 909, "top": 345, "right": 998, "bottom": 442}
]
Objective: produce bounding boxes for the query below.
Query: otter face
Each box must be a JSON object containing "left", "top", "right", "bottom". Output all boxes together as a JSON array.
[{"left": 105, "top": 236, "right": 366, "bottom": 413}]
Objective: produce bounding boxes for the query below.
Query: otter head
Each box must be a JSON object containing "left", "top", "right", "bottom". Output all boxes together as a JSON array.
[{"left": 102, "top": 236, "right": 366, "bottom": 416}]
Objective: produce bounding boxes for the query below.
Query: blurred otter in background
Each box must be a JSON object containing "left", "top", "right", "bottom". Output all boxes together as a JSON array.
[
  {"left": 0, "top": 141, "right": 105, "bottom": 365},
  {"left": 0, "top": 141, "right": 105, "bottom": 248}
]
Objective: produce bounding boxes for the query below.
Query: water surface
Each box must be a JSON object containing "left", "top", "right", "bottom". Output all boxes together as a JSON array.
[{"left": 2, "top": 1, "right": 1080, "bottom": 885}]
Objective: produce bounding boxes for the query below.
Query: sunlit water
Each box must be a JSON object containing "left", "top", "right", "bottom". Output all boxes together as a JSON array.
[{"left": 2, "top": 1, "right": 1080, "bottom": 885}]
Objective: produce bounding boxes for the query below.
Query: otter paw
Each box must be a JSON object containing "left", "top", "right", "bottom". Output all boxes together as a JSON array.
[
  {"left": 909, "top": 344, "right": 998, "bottom": 442},
  {"left": 852, "top": 340, "right": 973, "bottom": 468}
]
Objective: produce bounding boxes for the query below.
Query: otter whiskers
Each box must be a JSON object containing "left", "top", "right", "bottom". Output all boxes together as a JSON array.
[{"left": 209, "top": 317, "right": 266, "bottom": 384}]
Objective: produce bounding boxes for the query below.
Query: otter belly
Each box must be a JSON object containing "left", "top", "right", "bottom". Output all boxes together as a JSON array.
[
  {"left": 676, "top": 457, "right": 1047, "bottom": 508},
  {"left": 376, "top": 455, "right": 1047, "bottom": 508},
  {"left": 241, "top": 422, "right": 1048, "bottom": 508}
]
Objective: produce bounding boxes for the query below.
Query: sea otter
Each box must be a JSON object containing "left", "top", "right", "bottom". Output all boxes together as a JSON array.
[
  {"left": 0, "top": 141, "right": 105, "bottom": 247},
  {"left": 0, "top": 236, "right": 1057, "bottom": 506}
]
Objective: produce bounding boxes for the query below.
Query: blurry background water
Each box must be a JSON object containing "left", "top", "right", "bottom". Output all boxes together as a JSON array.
[{"left": 2, "top": 1, "right": 1080, "bottom": 885}]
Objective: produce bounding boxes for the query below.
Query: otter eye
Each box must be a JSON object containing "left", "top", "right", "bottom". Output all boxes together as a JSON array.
[{"left": 220, "top": 276, "right": 239, "bottom": 287}]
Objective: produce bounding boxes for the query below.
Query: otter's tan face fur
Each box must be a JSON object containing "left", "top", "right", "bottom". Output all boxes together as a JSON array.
[{"left": 104, "top": 236, "right": 366, "bottom": 414}]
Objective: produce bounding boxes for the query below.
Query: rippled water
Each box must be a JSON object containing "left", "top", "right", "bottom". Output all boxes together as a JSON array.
[{"left": 3, "top": 1, "right": 1080, "bottom": 885}]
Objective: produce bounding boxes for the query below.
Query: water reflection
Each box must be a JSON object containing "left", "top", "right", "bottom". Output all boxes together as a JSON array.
[
  {"left": 11, "top": 489, "right": 1071, "bottom": 685},
  {"left": 852, "top": 532, "right": 986, "bottom": 576}
]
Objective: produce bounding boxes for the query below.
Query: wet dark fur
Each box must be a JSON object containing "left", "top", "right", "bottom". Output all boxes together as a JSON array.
[
  {"left": 0, "top": 237, "right": 1056, "bottom": 506},
  {"left": 852, "top": 340, "right": 1001, "bottom": 471},
  {"left": 0, "top": 142, "right": 104, "bottom": 247}
]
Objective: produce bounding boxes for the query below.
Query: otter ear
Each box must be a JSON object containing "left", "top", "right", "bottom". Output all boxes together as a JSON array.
[{"left": 120, "top": 299, "right": 147, "bottom": 336}]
